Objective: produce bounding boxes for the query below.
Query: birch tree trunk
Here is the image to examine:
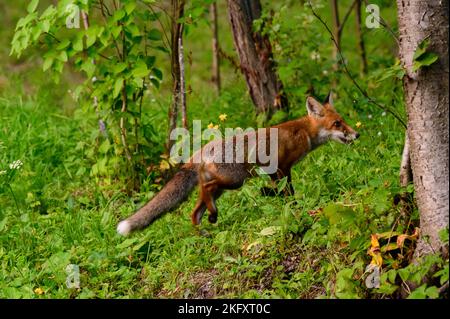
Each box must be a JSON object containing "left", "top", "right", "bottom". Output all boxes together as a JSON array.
[
  {"left": 396, "top": 0, "right": 449, "bottom": 259},
  {"left": 227, "top": 0, "right": 288, "bottom": 115}
]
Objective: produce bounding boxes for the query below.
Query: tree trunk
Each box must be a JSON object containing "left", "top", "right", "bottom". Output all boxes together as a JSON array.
[
  {"left": 210, "top": 2, "right": 221, "bottom": 94},
  {"left": 226, "top": 0, "right": 288, "bottom": 115},
  {"left": 179, "top": 31, "right": 187, "bottom": 130},
  {"left": 354, "top": 0, "right": 368, "bottom": 75},
  {"left": 396, "top": 0, "right": 449, "bottom": 259},
  {"left": 330, "top": 0, "right": 341, "bottom": 70},
  {"left": 167, "top": 0, "right": 185, "bottom": 153}
]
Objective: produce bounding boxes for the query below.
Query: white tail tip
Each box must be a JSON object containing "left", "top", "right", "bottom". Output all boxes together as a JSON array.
[{"left": 117, "top": 220, "right": 131, "bottom": 236}]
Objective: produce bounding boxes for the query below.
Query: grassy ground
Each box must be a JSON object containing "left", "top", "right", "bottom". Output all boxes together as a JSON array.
[{"left": 0, "top": 1, "right": 420, "bottom": 298}]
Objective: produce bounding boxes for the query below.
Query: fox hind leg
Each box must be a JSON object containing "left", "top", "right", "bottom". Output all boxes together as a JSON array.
[
  {"left": 202, "top": 181, "right": 222, "bottom": 224},
  {"left": 191, "top": 198, "right": 207, "bottom": 225}
]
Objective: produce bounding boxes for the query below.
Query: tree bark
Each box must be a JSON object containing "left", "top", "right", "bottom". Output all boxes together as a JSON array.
[
  {"left": 396, "top": 0, "right": 449, "bottom": 259},
  {"left": 226, "top": 0, "right": 288, "bottom": 115},
  {"left": 210, "top": 2, "right": 221, "bottom": 94},
  {"left": 167, "top": 0, "right": 185, "bottom": 153},
  {"left": 179, "top": 30, "right": 187, "bottom": 130}
]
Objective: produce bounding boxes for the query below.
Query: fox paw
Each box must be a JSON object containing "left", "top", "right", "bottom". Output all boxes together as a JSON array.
[{"left": 208, "top": 214, "right": 217, "bottom": 224}]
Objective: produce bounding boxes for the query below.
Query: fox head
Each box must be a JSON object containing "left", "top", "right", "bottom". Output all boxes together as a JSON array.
[{"left": 306, "top": 93, "right": 360, "bottom": 145}]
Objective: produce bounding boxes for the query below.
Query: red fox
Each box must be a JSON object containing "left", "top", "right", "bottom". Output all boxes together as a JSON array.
[{"left": 117, "top": 94, "right": 359, "bottom": 235}]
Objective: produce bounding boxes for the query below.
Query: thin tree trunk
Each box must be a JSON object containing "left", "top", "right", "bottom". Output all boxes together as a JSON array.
[
  {"left": 354, "top": 0, "right": 368, "bottom": 75},
  {"left": 179, "top": 29, "right": 187, "bottom": 130},
  {"left": 330, "top": 0, "right": 341, "bottom": 70},
  {"left": 226, "top": 0, "right": 288, "bottom": 115},
  {"left": 396, "top": 0, "right": 449, "bottom": 260},
  {"left": 167, "top": 0, "right": 185, "bottom": 153},
  {"left": 211, "top": 2, "right": 221, "bottom": 94}
]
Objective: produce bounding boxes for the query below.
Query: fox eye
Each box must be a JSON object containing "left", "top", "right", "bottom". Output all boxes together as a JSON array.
[{"left": 333, "top": 120, "right": 341, "bottom": 127}]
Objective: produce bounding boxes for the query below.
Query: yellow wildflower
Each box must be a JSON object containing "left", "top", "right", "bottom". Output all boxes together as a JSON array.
[
  {"left": 219, "top": 114, "right": 227, "bottom": 122},
  {"left": 34, "top": 287, "right": 44, "bottom": 295},
  {"left": 355, "top": 121, "right": 362, "bottom": 129}
]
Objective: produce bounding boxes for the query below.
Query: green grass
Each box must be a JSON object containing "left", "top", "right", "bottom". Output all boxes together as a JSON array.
[
  {"left": 0, "top": 87, "right": 408, "bottom": 298},
  {"left": 0, "top": 0, "right": 429, "bottom": 299}
]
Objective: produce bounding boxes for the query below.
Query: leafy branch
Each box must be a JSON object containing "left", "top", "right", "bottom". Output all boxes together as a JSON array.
[{"left": 308, "top": 1, "right": 406, "bottom": 128}]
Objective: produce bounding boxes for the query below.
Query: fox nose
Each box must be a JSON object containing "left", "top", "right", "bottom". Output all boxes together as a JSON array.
[{"left": 355, "top": 132, "right": 360, "bottom": 139}]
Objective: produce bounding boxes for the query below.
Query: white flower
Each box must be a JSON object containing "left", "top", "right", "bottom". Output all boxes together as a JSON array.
[
  {"left": 382, "top": 111, "right": 386, "bottom": 116},
  {"left": 0, "top": 170, "right": 6, "bottom": 175},
  {"left": 377, "top": 132, "right": 382, "bottom": 136},
  {"left": 310, "top": 51, "right": 320, "bottom": 61},
  {"left": 9, "top": 160, "right": 23, "bottom": 170},
  {"left": 322, "top": 70, "right": 329, "bottom": 76},
  {"left": 368, "top": 114, "right": 373, "bottom": 119},
  {"left": 92, "top": 76, "right": 97, "bottom": 82}
]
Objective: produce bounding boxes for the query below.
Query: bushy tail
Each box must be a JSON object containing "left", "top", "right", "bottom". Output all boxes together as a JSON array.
[{"left": 117, "top": 167, "right": 198, "bottom": 235}]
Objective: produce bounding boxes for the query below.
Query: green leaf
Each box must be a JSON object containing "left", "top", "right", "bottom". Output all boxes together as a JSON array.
[
  {"left": 277, "top": 177, "right": 287, "bottom": 193},
  {"left": 407, "top": 284, "right": 427, "bottom": 299},
  {"left": 124, "top": 2, "right": 137, "bottom": 15},
  {"left": 0, "top": 217, "right": 8, "bottom": 232},
  {"left": 113, "top": 62, "right": 128, "bottom": 74},
  {"left": 39, "top": 20, "right": 50, "bottom": 33},
  {"left": 86, "top": 29, "right": 97, "bottom": 48},
  {"left": 72, "top": 36, "right": 83, "bottom": 52},
  {"left": 152, "top": 68, "right": 163, "bottom": 80},
  {"left": 98, "top": 140, "right": 111, "bottom": 154},
  {"left": 412, "top": 38, "right": 439, "bottom": 72},
  {"left": 113, "top": 78, "right": 124, "bottom": 98},
  {"left": 413, "top": 38, "right": 430, "bottom": 61},
  {"left": 111, "top": 25, "right": 122, "bottom": 39},
  {"left": 398, "top": 268, "right": 410, "bottom": 282},
  {"left": 57, "top": 50, "right": 68, "bottom": 62},
  {"left": 145, "top": 56, "right": 156, "bottom": 68},
  {"left": 116, "top": 238, "right": 139, "bottom": 250},
  {"left": 425, "top": 286, "right": 439, "bottom": 299},
  {"left": 56, "top": 39, "right": 70, "bottom": 50},
  {"left": 387, "top": 269, "right": 397, "bottom": 284},
  {"left": 43, "top": 57, "right": 54, "bottom": 71},
  {"left": 149, "top": 78, "right": 160, "bottom": 89},
  {"left": 438, "top": 227, "right": 449, "bottom": 244},
  {"left": 112, "top": 9, "right": 126, "bottom": 22},
  {"left": 413, "top": 52, "right": 439, "bottom": 72},
  {"left": 126, "top": 24, "right": 140, "bottom": 38},
  {"left": 433, "top": 265, "right": 449, "bottom": 285},
  {"left": 132, "top": 61, "right": 149, "bottom": 78},
  {"left": 40, "top": 5, "right": 56, "bottom": 19},
  {"left": 27, "top": 0, "right": 39, "bottom": 13},
  {"left": 147, "top": 28, "right": 162, "bottom": 41}
]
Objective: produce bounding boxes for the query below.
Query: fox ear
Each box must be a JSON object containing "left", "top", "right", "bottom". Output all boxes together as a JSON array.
[
  {"left": 306, "top": 96, "right": 324, "bottom": 117},
  {"left": 324, "top": 91, "right": 334, "bottom": 106}
]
